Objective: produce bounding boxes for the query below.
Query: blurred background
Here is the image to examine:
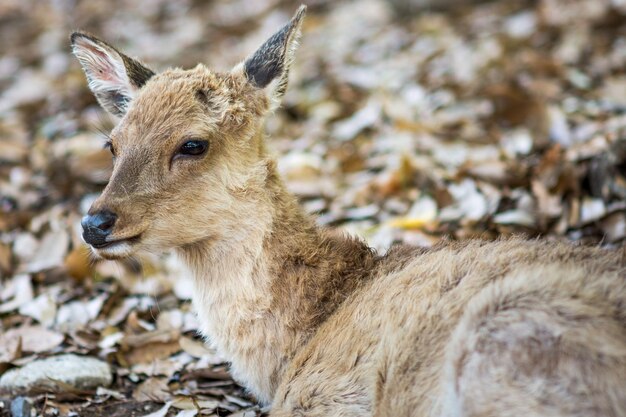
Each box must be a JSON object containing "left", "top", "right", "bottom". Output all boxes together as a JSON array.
[{"left": 1, "top": 0, "right": 626, "bottom": 415}]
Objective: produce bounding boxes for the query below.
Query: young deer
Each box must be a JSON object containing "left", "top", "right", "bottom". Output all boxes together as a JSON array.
[{"left": 72, "top": 6, "right": 626, "bottom": 416}]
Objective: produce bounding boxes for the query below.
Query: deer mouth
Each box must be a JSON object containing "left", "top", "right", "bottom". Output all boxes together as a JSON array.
[
  {"left": 90, "top": 234, "right": 142, "bottom": 259},
  {"left": 92, "top": 234, "right": 142, "bottom": 249}
]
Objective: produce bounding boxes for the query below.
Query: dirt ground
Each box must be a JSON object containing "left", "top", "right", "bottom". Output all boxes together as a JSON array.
[{"left": 1, "top": 0, "right": 625, "bottom": 415}]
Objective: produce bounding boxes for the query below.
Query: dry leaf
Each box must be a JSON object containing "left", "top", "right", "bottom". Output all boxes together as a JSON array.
[
  {"left": 19, "top": 293, "right": 57, "bottom": 326},
  {"left": 0, "top": 274, "right": 33, "bottom": 313},
  {"left": 179, "top": 336, "right": 214, "bottom": 358},
  {"left": 64, "top": 245, "right": 94, "bottom": 281},
  {"left": 27, "top": 229, "right": 69, "bottom": 273},
  {"left": 171, "top": 396, "right": 219, "bottom": 411},
  {"left": 133, "top": 377, "right": 172, "bottom": 402},
  {"left": 140, "top": 401, "right": 172, "bottom": 417},
  {"left": 124, "top": 341, "right": 182, "bottom": 366},
  {"left": 0, "top": 326, "right": 63, "bottom": 358}
]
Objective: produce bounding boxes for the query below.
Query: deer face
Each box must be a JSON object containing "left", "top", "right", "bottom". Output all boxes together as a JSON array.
[{"left": 73, "top": 7, "right": 305, "bottom": 259}]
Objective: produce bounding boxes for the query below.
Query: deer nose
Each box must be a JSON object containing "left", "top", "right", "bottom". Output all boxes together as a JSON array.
[{"left": 81, "top": 210, "right": 117, "bottom": 247}]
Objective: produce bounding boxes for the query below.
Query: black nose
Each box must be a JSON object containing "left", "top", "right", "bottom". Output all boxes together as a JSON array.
[{"left": 81, "top": 210, "right": 117, "bottom": 247}]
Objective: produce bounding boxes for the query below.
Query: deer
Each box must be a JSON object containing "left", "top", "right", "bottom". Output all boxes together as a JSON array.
[{"left": 71, "top": 6, "right": 626, "bottom": 417}]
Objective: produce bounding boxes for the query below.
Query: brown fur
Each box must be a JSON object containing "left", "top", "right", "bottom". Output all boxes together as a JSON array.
[{"left": 72, "top": 7, "right": 626, "bottom": 416}]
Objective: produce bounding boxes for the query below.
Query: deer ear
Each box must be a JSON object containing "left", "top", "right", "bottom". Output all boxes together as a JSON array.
[
  {"left": 236, "top": 5, "right": 306, "bottom": 110},
  {"left": 71, "top": 32, "right": 155, "bottom": 118}
]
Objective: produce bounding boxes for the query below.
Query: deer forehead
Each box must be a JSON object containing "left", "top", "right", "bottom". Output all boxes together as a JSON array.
[{"left": 113, "top": 66, "right": 267, "bottom": 144}]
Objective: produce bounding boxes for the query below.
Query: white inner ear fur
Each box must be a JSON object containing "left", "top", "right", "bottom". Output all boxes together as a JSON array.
[
  {"left": 269, "top": 25, "right": 302, "bottom": 110},
  {"left": 267, "top": 26, "right": 302, "bottom": 112},
  {"left": 72, "top": 38, "right": 136, "bottom": 100},
  {"left": 231, "top": 60, "right": 281, "bottom": 112},
  {"left": 233, "top": 17, "right": 303, "bottom": 113}
]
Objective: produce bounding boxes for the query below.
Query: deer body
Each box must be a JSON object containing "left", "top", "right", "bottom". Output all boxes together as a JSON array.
[{"left": 72, "top": 7, "right": 626, "bottom": 416}]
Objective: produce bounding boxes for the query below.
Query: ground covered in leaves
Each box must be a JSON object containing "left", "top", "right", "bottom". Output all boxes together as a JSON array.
[{"left": 1, "top": 0, "right": 626, "bottom": 415}]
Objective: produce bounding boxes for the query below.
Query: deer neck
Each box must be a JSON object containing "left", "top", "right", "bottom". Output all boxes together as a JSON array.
[{"left": 177, "top": 157, "right": 374, "bottom": 403}]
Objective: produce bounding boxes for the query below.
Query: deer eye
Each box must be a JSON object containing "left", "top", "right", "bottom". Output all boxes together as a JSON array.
[
  {"left": 104, "top": 140, "right": 116, "bottom": 157},
  {"left": 177, "top": 140, "right": 208, "bottom": 157}
]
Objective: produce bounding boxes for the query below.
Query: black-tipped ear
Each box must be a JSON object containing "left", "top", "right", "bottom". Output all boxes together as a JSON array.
[
  {"left": 238, "top": 5, "right": 306, "bottom": 109},
  {"left": 70, "top": 32, "right": 155, "bottom": 118}
]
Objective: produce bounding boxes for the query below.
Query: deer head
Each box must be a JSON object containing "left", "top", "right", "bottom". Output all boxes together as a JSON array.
[{"left": 72, "top": 6, "right": 306, "bottom": 259}]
